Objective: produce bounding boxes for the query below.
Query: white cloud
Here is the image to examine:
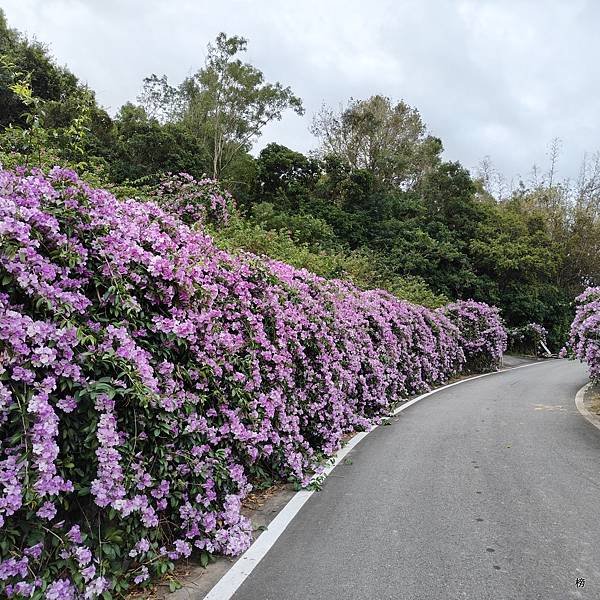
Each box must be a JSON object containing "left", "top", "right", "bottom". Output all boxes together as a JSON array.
[{"left": 2, "top": 0, "right": 598, "bottom": 181}]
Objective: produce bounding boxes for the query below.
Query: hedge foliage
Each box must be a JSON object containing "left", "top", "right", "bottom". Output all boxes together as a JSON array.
[
  {"left": 564, "top": 287, "right": 600, "bottom": 381},
  {"left": 0, "top": 168, "right": 506, "bottom": 597},
  {"left": 442, "top": 300, "right": 507, "bottom": 372}
]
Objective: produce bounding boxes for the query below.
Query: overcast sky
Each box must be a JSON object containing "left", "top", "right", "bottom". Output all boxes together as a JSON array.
[{"left": 2, "top": 0, "right": 598, "bottom": 184}]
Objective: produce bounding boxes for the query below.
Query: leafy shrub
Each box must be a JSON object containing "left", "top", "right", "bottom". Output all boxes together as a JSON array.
[
  {"left": 507, "top": 322, "right": 548, "bottom": 356},
  {"left": 442, "top": 300, "right": 507, "bottom": 372},
  {"left": 249, "top": 202, "right": 338, "bottom": 247},
  {"left": 212, "top": 218, "right": 448, "bottom": 307},
  {"left": 0, "top": 167, "right": 502, "bottom": 597},
  {"left": 153, "top": 172, "right": 232, "bottom": 226},
  {"left": 564, "top": 287, "right": 600, "bottom": 381}
]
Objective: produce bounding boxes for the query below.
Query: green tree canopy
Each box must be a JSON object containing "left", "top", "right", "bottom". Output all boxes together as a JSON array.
[
  {"left": 311, "top": 95, "right": 443, "bottom": 189},
  {"left": 139, "top": 33, "right": 304, "bottom": 179}
]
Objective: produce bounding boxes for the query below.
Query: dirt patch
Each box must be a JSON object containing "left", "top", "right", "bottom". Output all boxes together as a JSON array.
[{"left": 584, "top": 383, "right": 600, "bottom": 416}]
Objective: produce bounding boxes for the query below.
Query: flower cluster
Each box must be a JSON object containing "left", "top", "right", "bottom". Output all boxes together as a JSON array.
[
  {"left": 0, "top": 167, "right": 506, "bottom": 596},
  {"left": 442, "top": 300, "right": 507, "bottom": 372},
  {"left": 153, "top": 172, "right": 232, "bottom": 227},
  {"left": 564, "top": 287, "right": 600, "bottom": 381}
]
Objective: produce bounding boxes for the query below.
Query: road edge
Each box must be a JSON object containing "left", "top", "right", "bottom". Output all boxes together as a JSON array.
[
  {"left": 575, "top": 381, "right": 600, "bottom": 431},
  {"left": 199, "top": 360, "right": 548, "bottom": 600}
]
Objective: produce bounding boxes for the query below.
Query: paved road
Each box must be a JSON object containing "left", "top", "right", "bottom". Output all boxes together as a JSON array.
[{"left": 232, "top": 360, "right": 600, "bottom": 600}]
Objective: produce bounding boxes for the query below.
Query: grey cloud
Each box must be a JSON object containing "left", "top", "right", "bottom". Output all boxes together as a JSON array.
[{"left": 2, "top": 0, "right": 599, "bottom": 182}]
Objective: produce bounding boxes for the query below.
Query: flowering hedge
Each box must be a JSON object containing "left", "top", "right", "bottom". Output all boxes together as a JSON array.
[
  {"left": 442, "top": 300, "right": 507, "bottom": 372},
  {"left": 564, "top": 287, "right": 600, "bottom": 381},
  {"left": 0, "top": 168, "right": 505, "bottom": 598},
  {"left": 153, "top": 172, "right": 232, "bottom": 227},
  {"left": 507, "top": 322, "right": 548, "bottom": 356}
]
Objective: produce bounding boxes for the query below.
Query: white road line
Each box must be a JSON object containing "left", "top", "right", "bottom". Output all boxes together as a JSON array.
[
  {"left": 202, "top": 360, "right": 548, "bottom": 600},
  {"left": 575, "top": 381, "right": 600, "bottom": 431}
]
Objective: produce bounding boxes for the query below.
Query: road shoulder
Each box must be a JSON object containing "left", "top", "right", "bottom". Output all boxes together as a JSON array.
[{"left": 576, "top": 381, "right": 600, "bottom": 431}]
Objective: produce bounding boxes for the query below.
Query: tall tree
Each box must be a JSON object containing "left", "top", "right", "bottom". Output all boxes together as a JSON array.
[
  {"left": 137, "top": 74, "right": 181, "bottom": 124},
  {"left": 0, "top": 9, "right": 81, "bottom": 130},
  {"left": 139, "top": 33, "right": 304, "bottom": 179},
  {"left": 311, "top": 95, "right": 442, "bottom": 189}
]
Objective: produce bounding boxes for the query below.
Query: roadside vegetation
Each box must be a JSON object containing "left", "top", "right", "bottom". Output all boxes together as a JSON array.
[
  {"left": 1, "top": 9, "right": 599, "bottom": 598},
  {"left": 1, "top": 168, "right": 506, "bottom": 597},
  {"left": 564, "top": 287, "right": 600, "bottom": 381}
]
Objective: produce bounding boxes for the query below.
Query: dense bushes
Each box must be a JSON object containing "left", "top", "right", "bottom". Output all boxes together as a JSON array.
[
  {"left": 211, "top": 217, "right": 448, "bottom": 308},
  {"left": 564, "top": 287, "right": 600, "bottom": 380},
  {"left": 0, "top": 168, "right": 506, "bottom": 597},
  {"left": 443, "top": 300, "right": 507, "bottom": 372},
  {"left": 507, "top": 323, "right": 548, "bottom": 356}
]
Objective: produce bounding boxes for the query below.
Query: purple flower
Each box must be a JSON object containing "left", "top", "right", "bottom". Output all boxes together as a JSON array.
[
  {"left": 174, "top": 539, "right": 192, "bottom": 558},
  {"left": 84, "top": 576, "right": 109, "bottom": 599},
  {"left": 66, "top": 524, "right": 82, "bottom": 544},
  {"left": 36, "top": 501, "right": 57, "bottom": 520},
  {"left": 57, "top": 396, "right": 77, "bottom": 413},
  {"left": 45, "top": 578, "right": 75, "bottom": 600},
  {"left": 0, "top": 557, "right": 28, "bottom": 580},
  {"left": 133, "top": 566, "right": 149, "bottom": 585},
  {"left": 565, "top": 287, "right": 600, "bottom": 381},
  {"left": 24, "top": 543, "right": 43, "bottom": 560},
  {"left": 74, "top": 545, "right": 92, "bottom": 566},
  {"left": 81, "top": 564, "right": 96, "bottom": 582}
]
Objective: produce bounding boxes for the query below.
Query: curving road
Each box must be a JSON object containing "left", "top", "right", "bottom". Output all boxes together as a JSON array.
[{"left": 231, "top": 360, "right": 600, "bottom": 600}]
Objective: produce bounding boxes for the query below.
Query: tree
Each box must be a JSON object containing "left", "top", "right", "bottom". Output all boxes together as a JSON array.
[
  {"left": 418, "top": 161, "right": 481, "bottom": 235},
  {"left": 188, "top": 33, "right": 304, "bottom": 179},
  {"left": 108, "top": 103, "right": 210, "bottom": 183},
  {"left": 140, "top": 33, "right": 304, "bottom": 179},
  {"left": 311, "top": 95, "right": 442, "bottom": 189},
  {"left": 254, "top": 143, "right": 320, "bottom": 211},
  {"left": 0, "top": 9, "right": 81, "bottom": 130},
  {"left": 0, "top": 9, "right": 114, "bottom": 177},
  {"left": 137, "top": 74, "right": 180, "bottom": 124}
]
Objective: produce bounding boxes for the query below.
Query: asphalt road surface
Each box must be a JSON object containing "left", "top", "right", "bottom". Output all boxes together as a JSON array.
[{"left": 232, "top": 360, "right": 599, "bottom": 600}]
